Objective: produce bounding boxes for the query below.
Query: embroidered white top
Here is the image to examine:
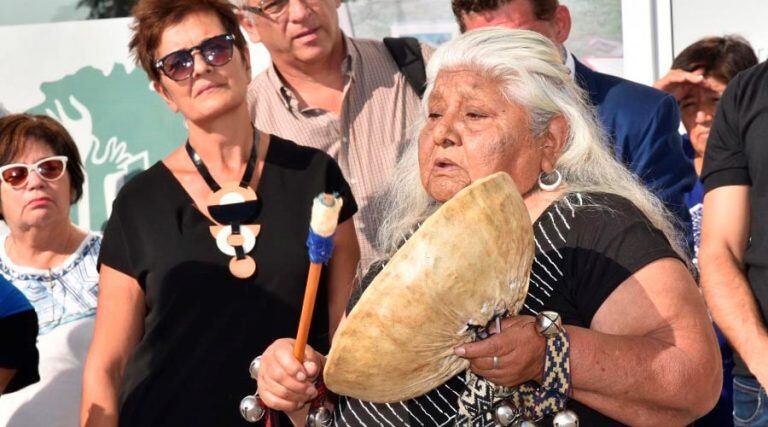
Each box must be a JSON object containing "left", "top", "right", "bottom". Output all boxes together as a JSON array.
[{"left": 0, "top": 231, "right": 101, "bottom": 427}]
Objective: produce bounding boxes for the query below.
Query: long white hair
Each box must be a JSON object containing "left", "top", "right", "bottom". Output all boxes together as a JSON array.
[{"left": 375, "top": 27, "right": 687, "bottom": 266}]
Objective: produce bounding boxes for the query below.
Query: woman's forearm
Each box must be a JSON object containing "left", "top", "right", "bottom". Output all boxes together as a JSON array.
[
  {"left": 80, "top": 360, "right": 123, "bottom": 427},
  {"left": 81, "top": 267, "right": 146, "bottom": 427},
  {"left": 566, "top": 325, "right": 720, "bottom": 426}
]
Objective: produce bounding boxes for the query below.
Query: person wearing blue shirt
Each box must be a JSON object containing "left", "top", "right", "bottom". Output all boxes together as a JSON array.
[{"left": 0, "top": 274, "right": 39, "bottom": 396}]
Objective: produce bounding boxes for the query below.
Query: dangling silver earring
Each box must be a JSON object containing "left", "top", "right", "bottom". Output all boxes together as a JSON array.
[{"left": 538, "top": 169, "right": 562, "bottom": 191}]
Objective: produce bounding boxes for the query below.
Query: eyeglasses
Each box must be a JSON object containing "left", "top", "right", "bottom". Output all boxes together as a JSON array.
[
  {"left": 242, "top": 0, "right": 290, "bottom": 19},
  {"left": 0, "top": 156, "right": 68, "bottom": 188},
  {"left": 154, "top": 33, "right": 236, "bottom": 82}
]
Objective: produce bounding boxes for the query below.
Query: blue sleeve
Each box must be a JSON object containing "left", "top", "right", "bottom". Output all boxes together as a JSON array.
[
  {"left": 0, "top": 277, "right": 40, "bottom": 393},
  {"left": 618, "top": 94, "right": 696, "bottom": 235},
  {"left": 0, "top": 276, "right": 33, "bottom": 318}
]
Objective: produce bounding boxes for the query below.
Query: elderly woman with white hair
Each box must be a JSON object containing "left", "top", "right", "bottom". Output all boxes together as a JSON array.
[{"left": 252, "top": 28, "right": 721, "bottom": 426}]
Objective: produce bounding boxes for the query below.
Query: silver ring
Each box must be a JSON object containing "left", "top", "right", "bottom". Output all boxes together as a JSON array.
[{"left": 492, "top": 355, "right": 499, "bottom": 369}]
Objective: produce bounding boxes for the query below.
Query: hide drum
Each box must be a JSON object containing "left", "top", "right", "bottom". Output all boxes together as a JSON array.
[{"left": 324, "top": 172, "right": 535, "bottom": 402}]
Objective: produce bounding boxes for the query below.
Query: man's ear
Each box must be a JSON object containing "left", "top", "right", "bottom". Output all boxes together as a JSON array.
[
  {"left": 539, "top": 115, "right": 568, "bottom": 172},
  {"left": 153, "top": 80, "right": 179, "bottom": 113},
  {"left": 237, "top": 10, "right": 262, "bottom": 44},
  {"left": 551, "top": 5, "right": 572, "bottom": 45}
]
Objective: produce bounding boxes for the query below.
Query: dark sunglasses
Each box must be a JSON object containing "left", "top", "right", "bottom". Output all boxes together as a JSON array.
[
  {"left": 154, "top": 33, "right": 236, "bottom": 82},
  {"left": 0, "top": 156, "right": 68, "bottom": 188}
]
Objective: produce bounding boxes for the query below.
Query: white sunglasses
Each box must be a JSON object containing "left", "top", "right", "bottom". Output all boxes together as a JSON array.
[{"left": 0, "top": 156, "right": 69, "bottom": 188}]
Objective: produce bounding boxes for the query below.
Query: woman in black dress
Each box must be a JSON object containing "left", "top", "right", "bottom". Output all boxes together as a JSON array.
[
  {"left": 80, "top": 1, "right": 359, "bottom": 426},
  {"left": 254, "top": 28, "right": 721, "bottom": 426}
]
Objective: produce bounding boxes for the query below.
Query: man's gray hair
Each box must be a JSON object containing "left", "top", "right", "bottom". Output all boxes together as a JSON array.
[
  {"left": 229, "top": 0, "right": 253, "bottom": 24},
  {"left": 375, "top": 27, "right": 687, "bottom": 267}
]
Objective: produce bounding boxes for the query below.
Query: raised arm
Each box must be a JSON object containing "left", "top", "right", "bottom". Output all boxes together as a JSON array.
[
  {"left": 654, "top": 69, "right": 707, "bottom": 102},
  {"left": 80, "top": 266, "right": 145, "bottom": 427},
  {"left": 654, "top": 69, "right": 727, "bottom": 103}
]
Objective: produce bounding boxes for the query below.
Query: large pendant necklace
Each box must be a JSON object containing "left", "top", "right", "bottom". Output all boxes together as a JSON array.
[{"left": 186, "top": 132, "right": 261, "bottom": 279}]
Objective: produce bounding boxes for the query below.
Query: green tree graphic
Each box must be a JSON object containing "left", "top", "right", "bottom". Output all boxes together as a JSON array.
[{"left": 28, "top": 64, "right": 186, "bottom": 231}]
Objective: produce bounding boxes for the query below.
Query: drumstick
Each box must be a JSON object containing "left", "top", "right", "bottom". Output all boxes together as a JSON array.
[{"left": 294, "top": 193, "right": 343, "bottom": 361}]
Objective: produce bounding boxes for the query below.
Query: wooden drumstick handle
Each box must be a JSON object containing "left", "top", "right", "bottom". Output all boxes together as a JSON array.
[{"left": 294, "top": 262, "right": 323, "bottom": 361}]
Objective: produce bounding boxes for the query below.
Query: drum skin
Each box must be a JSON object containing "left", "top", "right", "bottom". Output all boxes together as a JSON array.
[{"left": 324, "top": 172, "right": 535, "bottom": 402}]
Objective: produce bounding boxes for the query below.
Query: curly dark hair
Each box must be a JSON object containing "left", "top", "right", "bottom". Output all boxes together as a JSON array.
[
  {"left": 452, "top": 0, "right": 559, "bottom": 32},
  {"left": 671, "top": 35, "right": 758, "bottom": 84}
]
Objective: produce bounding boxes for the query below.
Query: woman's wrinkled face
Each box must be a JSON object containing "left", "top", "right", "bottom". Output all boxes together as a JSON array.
[
  {"left": 418, "top": 69, "right": 546, "bottom": 202},
  {"left": 0, "top": 138, "right": 72, "bottom": 230}
]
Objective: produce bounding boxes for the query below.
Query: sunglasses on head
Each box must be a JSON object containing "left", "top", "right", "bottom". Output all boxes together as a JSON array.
[
  {"left": 0, "top": 156, "right": 68, "bottom": 188},
  {"left": 154, "top": 33, "right": 236, "bottom": 82}
]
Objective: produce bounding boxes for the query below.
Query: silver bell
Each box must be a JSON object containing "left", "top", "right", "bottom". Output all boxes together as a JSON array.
[
  {"left": 494, "top": 403, "right": 517, "bottom": 426},
  {"left": 552, "top": 409, "right": 579, "bottom": 427},
  {"left": 307, "top": 406, "right": 333, "bottom": 427},
  {"left": 239, "top": 394, "right": 265, "bottom": 423},
  {"left": 249, "top": 356, "right": 262, "bottom": 380},
  {"left": 512, "top": 420, "right": 538, "bottom": 427},
  {"left": 535, "top": 311, "right": 562, "bottom": 337}
]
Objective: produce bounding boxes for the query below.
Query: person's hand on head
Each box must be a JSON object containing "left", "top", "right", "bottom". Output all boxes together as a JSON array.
[
  {"left": 653, "top": 69, "right": 708, "bottom": 102},
  {"left": 700, "top": 76, "right": 727, "bottom": 96}
]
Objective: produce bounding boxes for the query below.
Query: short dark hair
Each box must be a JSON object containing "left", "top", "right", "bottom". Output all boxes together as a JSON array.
[
  {"left": 129, "top": 0, "right": 248, "bottom": 82},
  {"left": 671, "top": 35, "right": 758, "bottom": 84},
  {"left": 452, "top": 0, "right": 559, "bottom": 32},
  {"left": 0, "top": 114, "right": 85, "bottom": 206}
]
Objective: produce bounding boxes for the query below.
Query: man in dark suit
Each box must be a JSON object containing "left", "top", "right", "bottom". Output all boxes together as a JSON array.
[{"left": 452, "top": 0, "right": 696, "bottom": 228}]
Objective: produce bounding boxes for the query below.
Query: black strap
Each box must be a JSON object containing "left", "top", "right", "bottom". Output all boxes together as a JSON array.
[
  {"left": 383, "top": 37, "right": 427, "bottom": 98},
  {"left": 234, "top": 245, "right": 246, "bottom": 260},
  {"left": 185, "top": 130, "right": 258, "bottom": 192}
]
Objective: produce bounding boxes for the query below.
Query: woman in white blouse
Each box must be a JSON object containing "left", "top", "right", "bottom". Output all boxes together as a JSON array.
[{"left": 0, "top": 113, "right": 101, "bottom": 427}]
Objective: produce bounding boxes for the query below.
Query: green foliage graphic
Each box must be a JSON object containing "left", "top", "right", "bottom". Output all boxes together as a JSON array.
[{"left": 28, "top": 64, "right": 185, "bottom": 231}]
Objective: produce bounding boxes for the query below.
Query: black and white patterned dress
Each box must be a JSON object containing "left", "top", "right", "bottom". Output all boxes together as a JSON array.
[{"left": 337, "top": 192, "right": 679, "bottom": 426}]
